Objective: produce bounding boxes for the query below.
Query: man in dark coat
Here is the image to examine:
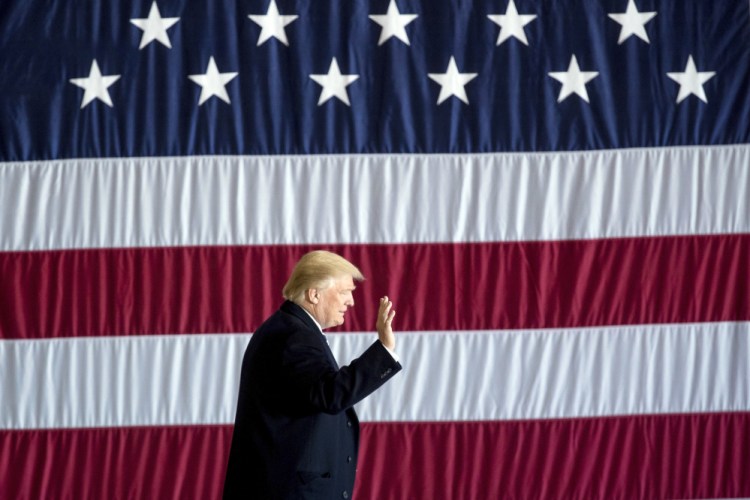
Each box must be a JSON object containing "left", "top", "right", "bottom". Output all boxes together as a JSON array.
[{"left": 223, "top": 250, "right": 402, "bottom": 499}]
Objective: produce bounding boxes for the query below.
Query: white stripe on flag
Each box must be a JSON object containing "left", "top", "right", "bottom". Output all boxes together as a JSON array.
[
  {"left": 1, "top": 144, "right": 748, "bottom": 251},
  {"left": 2, "top": 322, "right": 748, "bottom": 429}
]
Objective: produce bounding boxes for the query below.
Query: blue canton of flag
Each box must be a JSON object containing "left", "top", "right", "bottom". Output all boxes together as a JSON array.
[{"left": 1, "top": 0, "right": 748, "bottom": 161}]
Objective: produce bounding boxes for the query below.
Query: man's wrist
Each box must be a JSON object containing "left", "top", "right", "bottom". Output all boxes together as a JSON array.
[{"left": 380, "top": 341, "right": 399, "bottom": 362}]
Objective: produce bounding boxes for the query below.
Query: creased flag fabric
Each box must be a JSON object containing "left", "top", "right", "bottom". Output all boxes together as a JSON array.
[{"left": 1, "top": 0, "right": 749, "bottom": 499}]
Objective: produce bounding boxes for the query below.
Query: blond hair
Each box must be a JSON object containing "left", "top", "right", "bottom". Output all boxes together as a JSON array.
[{"left": 282, "top": 250, "right": 365, "bottom": 303}]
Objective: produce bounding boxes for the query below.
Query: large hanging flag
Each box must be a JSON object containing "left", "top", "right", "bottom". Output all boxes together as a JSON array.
[{"left": 1, "top": 0, "right": 749, "bottom": 498}]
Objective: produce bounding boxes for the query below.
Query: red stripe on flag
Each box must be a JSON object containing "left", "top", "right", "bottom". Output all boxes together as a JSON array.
[
  {"left": 1, "top": 234, "right": 748, "bottom": 339},
  {"left": 2, "top": 414, "right": 748, "bottom": 499},
  {"left": 356, "top": 414, "right": 750, "bottom": 500},
  {"left": 0, "top": 425, "right": 233, "bottom": 500}
]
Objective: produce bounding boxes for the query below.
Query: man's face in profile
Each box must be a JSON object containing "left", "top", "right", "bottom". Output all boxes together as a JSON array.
[{"left": 314, "top": 275, "right": 356, "bottom": 329}]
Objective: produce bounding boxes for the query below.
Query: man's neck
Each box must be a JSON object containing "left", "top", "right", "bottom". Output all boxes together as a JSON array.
[{"left": 298, "top": 303, "right": 324, "bottom": 332}]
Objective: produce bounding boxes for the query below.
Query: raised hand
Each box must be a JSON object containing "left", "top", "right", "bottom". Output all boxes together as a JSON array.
[{"left": 376, "top": 296, "right": 396, "bottom": 350}]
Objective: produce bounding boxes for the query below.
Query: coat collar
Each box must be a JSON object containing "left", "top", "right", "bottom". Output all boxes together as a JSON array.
[
  {"left": 281, "top": 300, "right": 338, "bottom": 369},
  {"left": 280, "top": 300, "right": 321, "bottom": 332}
]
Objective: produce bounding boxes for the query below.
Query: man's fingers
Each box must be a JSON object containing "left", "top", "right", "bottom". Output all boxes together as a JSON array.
[
  {"left": 377, "top": 296, "right": 395, "bottom": 325},
  {"left": 383, "top": 302, "right": 392, "bottom": 316},
  {"left": 379, "top": 297, "right": 392, "bottom": 312}
]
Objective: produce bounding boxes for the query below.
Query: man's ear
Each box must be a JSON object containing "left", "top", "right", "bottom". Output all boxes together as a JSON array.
[{"left": 306, "top": 288, "right": 319, "bottom": 304}]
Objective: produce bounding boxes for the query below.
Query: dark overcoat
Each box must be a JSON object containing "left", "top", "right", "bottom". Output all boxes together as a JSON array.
[{"left": 223, "top": 300, "right": 401, "bottom": 499}]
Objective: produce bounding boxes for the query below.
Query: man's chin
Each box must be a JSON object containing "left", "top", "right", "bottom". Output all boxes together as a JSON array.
[{"left": 325, "top": 318, "right": 345, "bottom": 329}]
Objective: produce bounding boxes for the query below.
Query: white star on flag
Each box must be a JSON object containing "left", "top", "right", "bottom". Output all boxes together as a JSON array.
[
  {"left": 608, "top": 0, "right": 656, "bottom": 44},
  {"left": 427, "top": 56, "right": 478, "bottom": 105},
  {"left": 309, "top": 58, "right": 360, "bottom": 106},
  {"left": 548, "top": 55, "right": 599, "bottom": 103},
  {"left": 369, "top": 0, "right": 418, "bottom": 46},
  {"left": 130, "top": 1, "right": 180, "bottom": 49},
  {"left": 188, "top": 57, "right": 238, "bottom": 105},
  {"left": 487, "top": 0, "right": 537, "bottom": 46},
  {"left": 666, "top": 55, "right": 716, "bottom": 103},
  {"left": 248, "top": 0, "right": 298, "bottom": 46},
  {"left": 69, "top": 59, "right": 121, "bottom": 109}
]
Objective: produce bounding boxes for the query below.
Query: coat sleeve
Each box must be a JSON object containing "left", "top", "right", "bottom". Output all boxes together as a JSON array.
[{"left": 281, "top": 329, "right": 402, "bottom": 415}]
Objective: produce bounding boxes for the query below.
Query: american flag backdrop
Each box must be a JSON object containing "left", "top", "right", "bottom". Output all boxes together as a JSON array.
[{"left": 1, "top": 0, "right": 749, "bottom": 498}]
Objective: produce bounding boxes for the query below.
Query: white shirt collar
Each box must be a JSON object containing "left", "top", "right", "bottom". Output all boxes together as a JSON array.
[{"left": 300, "top": 306, "right": 324, "bottom": 333}]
